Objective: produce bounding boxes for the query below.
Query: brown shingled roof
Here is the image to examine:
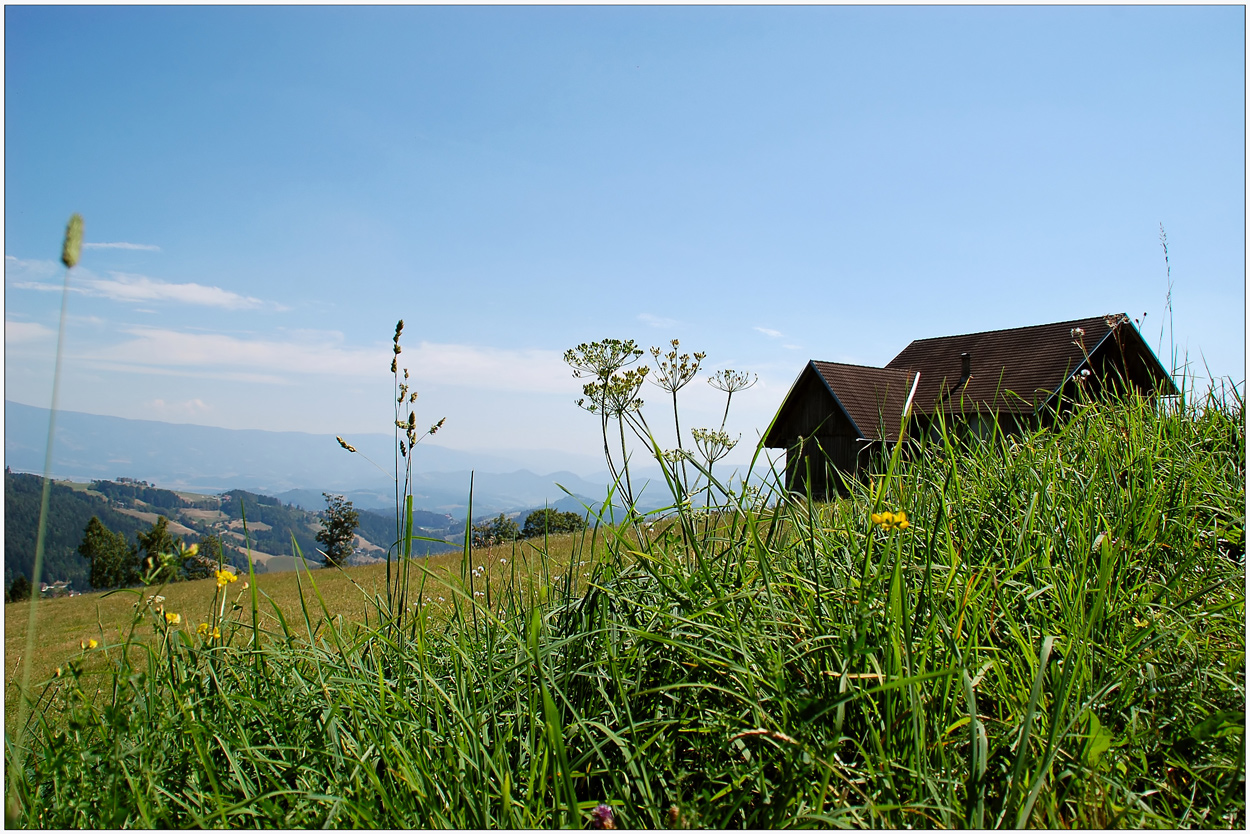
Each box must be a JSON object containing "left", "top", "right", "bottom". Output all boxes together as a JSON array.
[
  {"left": 884, "top": 314, "right": 1121, "bottom": 416},
  {"left": 810, "top": 362, "right": 917, "bottom": 442}
]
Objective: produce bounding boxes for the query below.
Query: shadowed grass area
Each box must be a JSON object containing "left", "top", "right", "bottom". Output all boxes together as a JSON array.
[{"left": 5, "top": 387, "right": 1244, "bottom": 828}]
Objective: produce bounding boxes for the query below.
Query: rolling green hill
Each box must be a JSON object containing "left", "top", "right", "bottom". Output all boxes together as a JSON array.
[
  {"left": 4, "top": 470, "right": 153, "bottom": 590},
  {"left": 5, "top": 473, "right": 461, "bottom": 592}
]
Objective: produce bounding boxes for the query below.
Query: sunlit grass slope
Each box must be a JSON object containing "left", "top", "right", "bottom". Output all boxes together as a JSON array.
[
  {"left": 5, "top": 389, "right": 1245, "bottom": 829},
  {"left": 4, "top": 528, "right": 606, "bottom": 728}
]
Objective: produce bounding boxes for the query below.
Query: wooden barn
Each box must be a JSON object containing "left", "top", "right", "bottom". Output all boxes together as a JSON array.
[{"left": 763, "top": 313, "right": 1177, "bottom": 496}]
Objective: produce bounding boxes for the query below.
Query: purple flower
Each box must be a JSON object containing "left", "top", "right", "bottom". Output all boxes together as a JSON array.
[{"left": 589, "top": 803, "right": 616, "bottom": 830}]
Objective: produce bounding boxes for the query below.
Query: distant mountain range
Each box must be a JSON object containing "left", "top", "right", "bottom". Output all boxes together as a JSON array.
[{"left": 3, "top": 401, "right": 678, "bottom": 517}]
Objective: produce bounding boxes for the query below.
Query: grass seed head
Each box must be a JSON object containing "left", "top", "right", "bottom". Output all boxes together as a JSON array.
[{"left": 61, "top": 213, "right": 84, "bottom": 268}]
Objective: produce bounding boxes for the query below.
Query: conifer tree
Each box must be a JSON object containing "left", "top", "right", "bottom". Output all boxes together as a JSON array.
[
  {"left": 79, "top": 516, "right": 138, "bottom": 590},
  {"left": 316, "top": 493, "right": 359, "bottom": 567},
  {"left": 6, "top": 575, "right": 31, "bottom": 602}
]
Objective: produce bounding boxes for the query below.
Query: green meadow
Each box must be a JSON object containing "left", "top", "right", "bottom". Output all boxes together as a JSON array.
[
  {"left": 3, "top": 530, "right": 601, "bottom": 727},
  {"left": 5, "top": 380, "right": 1244, "bottom": 828}
]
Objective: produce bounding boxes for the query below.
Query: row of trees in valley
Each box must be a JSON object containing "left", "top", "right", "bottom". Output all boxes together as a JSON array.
[{"left": 89, "top": 480, "right": 186, "bottom": 510}]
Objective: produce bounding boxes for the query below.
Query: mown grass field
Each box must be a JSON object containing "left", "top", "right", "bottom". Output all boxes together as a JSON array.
[{"left": 5, "top": 389, "right": 1245, "bottom": 828}]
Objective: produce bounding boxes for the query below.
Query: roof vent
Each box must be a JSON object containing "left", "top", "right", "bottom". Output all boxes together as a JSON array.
[{"left": 960, "top": 352, "right": 971, "bottom": 379}]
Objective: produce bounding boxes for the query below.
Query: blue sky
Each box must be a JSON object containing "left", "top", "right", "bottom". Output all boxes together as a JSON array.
[{"left": 5, "top": 5, "right": 1244, "bottom": 473}]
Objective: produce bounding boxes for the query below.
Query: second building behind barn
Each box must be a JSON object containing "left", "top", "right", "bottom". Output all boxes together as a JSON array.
[{"left": 763, "top": 313, "right": 1176, "bottom": 497}]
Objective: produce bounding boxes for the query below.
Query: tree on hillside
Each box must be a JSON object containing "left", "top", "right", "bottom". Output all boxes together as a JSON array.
[
  {"left": 197, "top": 534, "right": 224, "bottom": 567},
  {"left": 5, "top": 470, "right": 149, "bottom": 591},
  {"left": 522, "top": 508, "right": 588, "bottom": 539},
  {"left": 316, "top": 493, "right": 359, "bottom": 567},
  {"left": 137, "top": 516, "right": 183, "bottom": 584},
  {"left": 179, "top": 533, "right": 219, "bottom": 581},
  {"left": 472, "top": 514, "right": 521, "bottom": 548},
  {"left": 7, "top": 575, "right": 31, "bottom": 602},
  {"left": 80, "top": 516, "right": 139, "bottom": 590}
]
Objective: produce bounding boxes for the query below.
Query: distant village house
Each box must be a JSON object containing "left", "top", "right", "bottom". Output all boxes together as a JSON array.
[
  {"left": 39, "top": 580, "right": 77, "bottom": 598},
  {"left": 763, "top": 314, "right": 1177, "bottom": 497}
]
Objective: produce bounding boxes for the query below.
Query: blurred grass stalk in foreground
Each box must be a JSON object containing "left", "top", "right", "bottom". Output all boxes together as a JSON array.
[{"left": 9, "top": 214, "right": 83, "bottom": 822}]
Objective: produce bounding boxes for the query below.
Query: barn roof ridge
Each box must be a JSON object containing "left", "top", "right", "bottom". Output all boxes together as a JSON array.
[
  {"left": 890, "top": 312, "right": 1123, "bottom": 350},
  {"left": 810, "top": 358, "right": 913, "bottom": 373},
  {"left": 765, "top": 311, "right": 1177, "bottom": 496}
]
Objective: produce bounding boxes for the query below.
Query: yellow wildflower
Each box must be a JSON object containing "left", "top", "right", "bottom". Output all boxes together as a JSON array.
[
  {"left": 197, "top": 622, "right": 221, "bottom": 640},
  {"left": 165, "top": 611, "right": 181, "bottom": 625},
  {"left": 872, "top": 510, "right": 910, "bottom": 531},
  {"left": 80, "top": 638, "right": 98, "bottom": 650},
  {"left": 216, "top": 569, "right": 238, "bottom": 588}
]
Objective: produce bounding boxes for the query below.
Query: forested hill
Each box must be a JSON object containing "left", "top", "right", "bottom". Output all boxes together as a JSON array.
[
  {"left": 5, "top": 473, "right": 462, "bottom": 593},
  {"left": 5, "top": 471, "right": 153, "bottom": 590}
]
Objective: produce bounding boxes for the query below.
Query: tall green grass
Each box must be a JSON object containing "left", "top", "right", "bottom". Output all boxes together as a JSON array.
[{"left": 5, "top": 383, "right": 1244, "bottom": 828}]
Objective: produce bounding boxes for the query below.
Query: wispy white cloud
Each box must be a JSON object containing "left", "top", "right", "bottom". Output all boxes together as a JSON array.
[
  {"left": 84, "top": 242, "right": 161, "bottom": 251},
  {"left": 639, "top": 313, "right": 680, "bottom": 329},
  {"left": 5, "top": 255, "right": 59, "bottom": 281},
  {"left": 80, "top": 360, "right": 291, "bottom": 385},
  {"left": 84, "top": 272, "right": 266, "bottom": 310},
  {"left": 409, "top": 340, "right": 571, "bottom": 393},
  {"left": 80, "top": 327, "right": 574, "bottom": 394},
  {"left": 6, "top": 256, "right": 269, "bottom": 310},
  {"left": 5, "top": 319, "right": 55, "bottom": 344},
  {"left": 754, "top": 326, "right": 784, "bottom": 339},
  {"left": 142, "top": 398, "right": 211, "bottom": 419},
  {"left": 87, "top": 327, "right": 375, "bottom": 377}
]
